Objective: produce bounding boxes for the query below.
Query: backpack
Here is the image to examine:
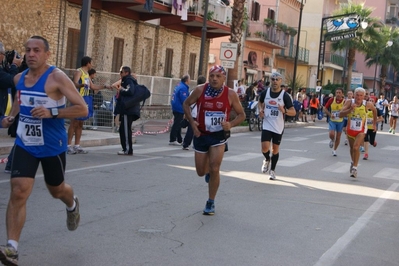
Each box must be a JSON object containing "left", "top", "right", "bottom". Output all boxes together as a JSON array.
[{"left": 123, "top": 84, "right": 151, "bottom": 110}]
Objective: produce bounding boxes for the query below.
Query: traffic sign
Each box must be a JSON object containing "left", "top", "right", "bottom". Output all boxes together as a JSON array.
[
  {"left": 221, "top": 60, "right": 235, "bottom": 69},
  {"left": 220, "top": 42, "right": 238, "bottom": 61}
]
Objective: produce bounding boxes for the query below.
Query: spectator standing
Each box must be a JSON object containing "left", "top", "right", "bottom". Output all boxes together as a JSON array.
[
  {"left": 169, "top": 74, "right": 190, "bottom": 145},
  {"left": 309, "top": 94, "right": 320, "bottom": 122},
  {"left": 389, "top": 96, "right": 398, "bottom": 134},
  {"left": 375, "top": 93, "right": 389, "bottom": 130},
  {"left": 0, "top": 36, "right": 87, "bottom": 266},
  {"left": 67, "top": 56, "right": 110, "bottom": 154},
  {"left": 182, "top": 75, "right": 206, "bottom": 150},
  {"left": 88, "top": 69, "right": 103, "bottom": 130},
  {"left": 183, "top": 65, "right": 245, "bottom": 215},
  {"left": 236, "top": 79, "right": 246, "bottom": 102},
  {"left": 113, "top": 66, "right": 141, "bottom": 155}
]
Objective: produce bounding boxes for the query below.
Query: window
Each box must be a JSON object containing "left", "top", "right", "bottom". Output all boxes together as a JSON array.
[
  {"left": 164, "top": 48, "right": 173, "bottom": 77},
  {"left": 65, "top": 28, "right": 80, "bottom": 69},
  {"left": 112, "top": 38, "right": 124, "bottom": 72},
  {"left": 188, "top": 53, "right": 196, "bottom": 79},
  {"left": 251, "top": 1, "right": 260, "bottom": 21},
  {"left": 267, "top": 8, "right": 275, "bottom": 20}
]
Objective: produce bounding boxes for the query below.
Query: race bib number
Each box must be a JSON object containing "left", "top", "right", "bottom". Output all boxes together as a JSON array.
[
  {"left": 205, "top": 111, "right": 225, "bottom": 132},
  {"left": 366, "top": 118, "right": 373, "bottom": 125},
  {"left": 265, "top": 105, "right": 279, "bottom": 119},
  {"left": 349, "top": 117, "right": 363, "bottom": 131},
  {"left": 17, "top": 114, "right": 44, "bottom": 146},
  {"left": 331, "top": 111, "right": 340, "bottom": 121}
]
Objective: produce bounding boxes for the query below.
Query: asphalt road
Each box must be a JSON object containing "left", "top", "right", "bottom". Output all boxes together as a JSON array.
[{"left": 0, "top": 122, "right": 398, "bottom": 266}]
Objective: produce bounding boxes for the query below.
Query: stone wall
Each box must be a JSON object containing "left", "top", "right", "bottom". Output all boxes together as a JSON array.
[{"left": 1, "top": 0, "right": 204, "bottom": 80}]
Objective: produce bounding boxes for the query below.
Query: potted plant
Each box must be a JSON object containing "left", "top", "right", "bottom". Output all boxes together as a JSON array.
[
  {"left": 276, "top": 22, "right": 288, "bottom": 32},
  {"left": 254, "top": 31, "right": 263, "bottom": 37},
  {"left": 288, "top": 27, "right": 298, "bottom": 36},
  {"left": 264, "top": 18, "right": 276, "bottom": 27}
]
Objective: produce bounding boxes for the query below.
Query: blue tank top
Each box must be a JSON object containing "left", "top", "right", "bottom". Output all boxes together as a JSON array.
[{"left": 15, "top": 66, "right": 67, "bottom": 157}]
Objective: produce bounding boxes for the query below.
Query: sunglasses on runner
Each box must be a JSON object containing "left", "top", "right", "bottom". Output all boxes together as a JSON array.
[{"left": 271, "top": 78, "right": 280, "bottom": 81}]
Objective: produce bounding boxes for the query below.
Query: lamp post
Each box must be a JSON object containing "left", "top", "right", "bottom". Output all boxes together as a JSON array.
[
  {"left": 292, "top": 0, "right": 305, "bottom": 96},
  {"left": 372, "top": 40, "right": 393, "bottom": 95}
]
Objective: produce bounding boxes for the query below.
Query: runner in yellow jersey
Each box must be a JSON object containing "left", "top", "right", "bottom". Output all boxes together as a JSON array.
[
  {"left": 363, "top": 97, "right": 383, "bottom": 160},
  {"left": 339, "top": 88, "right": 377, "bottom": 178},
  {"left": 323, "top": 88, "right": 345, "bottom": 156}
]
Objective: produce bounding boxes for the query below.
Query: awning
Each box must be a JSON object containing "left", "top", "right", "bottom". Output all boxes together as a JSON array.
[{"left": 246, "top": 69, "right": 258, "bottom": 75}]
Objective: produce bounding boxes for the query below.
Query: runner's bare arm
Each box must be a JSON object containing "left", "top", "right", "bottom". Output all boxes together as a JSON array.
[{"left": 73, "top": 70, "right": 84, "bottom": 88}]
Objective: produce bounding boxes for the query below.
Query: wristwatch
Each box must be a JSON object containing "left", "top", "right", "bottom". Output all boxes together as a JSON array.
[{"left": 50, "top": 108, "right": 59, "bottom": 119}]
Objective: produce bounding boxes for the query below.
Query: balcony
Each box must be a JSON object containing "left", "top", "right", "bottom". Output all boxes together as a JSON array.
[
  {"left": 70, "top": 0, "right": 231, "bottom": 39},
  {"left": 246, "top": 21, "right": 289, "bottom": 49},
  {"left": 277, "top": 45, "right": 309, "bottom": 64},
  {"left": 324, "top": 52, "right": 356, "bottom": 71}
]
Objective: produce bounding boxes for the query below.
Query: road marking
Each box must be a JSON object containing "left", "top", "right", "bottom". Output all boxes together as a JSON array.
[
  {"left": 0, "top": 157, "right": 159, "bottom": 185},
  {"left": 307, "top": 132, "right": 327, "bottom": 137},
  {"left": 284, "top": 137, "right": 308, "bottom": 141},
  {"left": 281, "top": 149, "right": 308, "bottom": 152},
  {"left": 315, "top": 140, "right": 330, "bottom": 144},
  {"left": 134, "top": 146, "right": 182, "bottom": 154},
  {"left": 171, "top": 152, "right": 195, "bottom": 157},
  {"left": 322, "top": 162, "right": 353, "bottom": 173},
  {"left": 224, "top": 152, "right": 262, "bottom": 162},
  {"left": 314, "top": 183, "right": 399, "bottom": 266},
  {"left": 231, "top": 133, "right": 251, "bottom": 138},
  {"left": 381, "top": 146, "right": 399, "bottom": 151},
  {"left": 373, "top": 168, "right": 399, "bottom": 180},
  {"left": 278, "top": 156, "right": 315, "bottom": 167}
]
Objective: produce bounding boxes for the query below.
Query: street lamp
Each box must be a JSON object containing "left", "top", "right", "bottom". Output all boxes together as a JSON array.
[
  {"left": 372, "top": 40, "right": 393, "bottom": 94},
  {"left": 292, "top": 0, "right": 305, "bottom": 95}
]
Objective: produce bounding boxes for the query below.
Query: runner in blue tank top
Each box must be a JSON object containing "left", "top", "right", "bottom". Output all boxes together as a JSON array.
[{"left": 0, "top": 36, "right": 88, "bottom": 266}]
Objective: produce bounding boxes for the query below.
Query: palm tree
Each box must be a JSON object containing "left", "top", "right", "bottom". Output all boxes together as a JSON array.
[
  {"left": 364, "top": 25, "right": 399, "bottom": 92},
  {"left": 226, "top": 0, "right": 245, "bottom": 88},
  {"left": 330, "top": 2, "right": 380, "bottom": 91}
]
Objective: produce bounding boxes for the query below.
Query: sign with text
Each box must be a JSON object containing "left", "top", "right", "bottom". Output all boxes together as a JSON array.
[
  {"left": 221, "top": 60, "right": 235, "bottom": 69},
  {"left": 350, "top": 72, "right": 363, "bottom": 89},
  {"left": 220, "top": 42, "right": 238, "bottom": 61},
  {"left": 329, "top": 32, "right": 356, "bottom": 42}
]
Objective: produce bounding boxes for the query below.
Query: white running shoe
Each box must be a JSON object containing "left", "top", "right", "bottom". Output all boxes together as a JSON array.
[
  {"left": 269, "top": 170, "right": 276, "bottom": 180},
  {"left": 262, "top": 159, "right": 270, "bottom": 173},
  {"left": 344, "top": 139, "right": 348, "bottom": 145},
  {"left": 332, "top": 150, "right": 337, "bottom": 156},
  {"left": 350, "top": 168, "right": 357, "bottom": 178}
]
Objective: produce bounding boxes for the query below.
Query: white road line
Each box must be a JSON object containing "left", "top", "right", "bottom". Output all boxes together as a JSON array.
[
  {"left": 280, "top": 149, "right": 308, "bottom": 152},
  {"left": 322, "top": 162, "right": 353, "bottom": 173},
  {"left": 224, "top": 152, "right": 262, "bottom": 162},
  {"left": 373, "top": 168, "right": 399, "bottom": 180},
  {"left": 314, "top": 183, "right": 399, "bottom": 266},
  {"left": 278, "top": 156, "right": 315, "bottom": 167},
  {"left": 284, "top": 137, "right": 308, "bottom": 141},
  {"left": 0, "top": 157, "right": 160, "bottom": 185},
  {"left": 171, "top": 152, "right": 195, "bottom": 157},
  {"left": 231, "top": 133, "right": 252, "bottom": 137},
  {"left": 134, "top": 146, "right": 182, "bottom": 154},
  {"left": 315, "top": 140, "right": 330, "bottom": 144},
  {"left": 381, "top": 146, "right": 399, "bottom": 151}
]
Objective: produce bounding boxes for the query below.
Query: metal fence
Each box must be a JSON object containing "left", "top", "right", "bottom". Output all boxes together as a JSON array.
[{"left": 62, "top": 69, "right": 197, "bottom": 131}]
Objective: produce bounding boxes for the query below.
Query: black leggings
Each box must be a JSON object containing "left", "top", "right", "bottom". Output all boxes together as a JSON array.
[{"left": 364, "top": 129, "right": 376, "bottom": 145}]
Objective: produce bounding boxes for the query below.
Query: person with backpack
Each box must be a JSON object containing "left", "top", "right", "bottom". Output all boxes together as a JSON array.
[
  {"left": 113, "top": 66, "right": 141, "bottom": 155},
  {"left": 169, "top": 74, "right": 190, "bottom": 145}
]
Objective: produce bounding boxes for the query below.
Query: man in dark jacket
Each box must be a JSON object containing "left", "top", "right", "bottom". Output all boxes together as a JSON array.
[
  {"left": 0, "top": 42, "right": 22, "bottom": 117},
  {"left": 169, "top": 74, "right": 190, "bottom": 145},
  {"left": 114, "top": 66, "right": 140, "bottom": 155}
]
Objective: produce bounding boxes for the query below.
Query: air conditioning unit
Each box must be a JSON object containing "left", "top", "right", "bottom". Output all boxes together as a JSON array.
[
  {"left": 209, "top": 54, "right": 216, "bottom": 64},
  {"left": 263, "top": 57, "right": 270, "bottom": 66}
]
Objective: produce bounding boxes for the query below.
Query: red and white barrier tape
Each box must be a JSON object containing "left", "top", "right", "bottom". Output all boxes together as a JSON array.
[{"left": 0, "top": 158, "right": 8, "bottom": 164}]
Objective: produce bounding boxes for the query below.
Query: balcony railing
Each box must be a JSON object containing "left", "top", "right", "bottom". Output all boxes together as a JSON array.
[
  {"left": 187, "top": 0, "right": 232, "bottom": 25},
  {"left": 324, "top": 52, "right": 356, "bottom": 71},
  {"left": 278, "top": 45, "right": 309, "bottom": 63},
  {"left": 247, "top": 21, "right": 290, "bottom": 47}
]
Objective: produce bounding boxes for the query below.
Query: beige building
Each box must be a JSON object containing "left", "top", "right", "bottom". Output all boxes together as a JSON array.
[{"left": 0, "top": 0, "right": 231, "bottom": 81}]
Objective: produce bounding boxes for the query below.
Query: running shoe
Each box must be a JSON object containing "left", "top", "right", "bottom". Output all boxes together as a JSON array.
[
  {"left": 363, "top": 153, "right": 368, "bottom": 160},
  {"left": 350, "top": 168, "right": 357, "bottom": 178},
  {"left": 332, "top": 150, "right": 337, "bottom": 156},
  {"left": 74, "top": 145, "right": 88, "bottom": 154},
  {"left": 67, "top": 146, "right": 76, "bottom": 155},
  {"left": 344, "top": 139, "right": 348, "bottom": 145},
  {"left": 182, "top": 146, "right": 189, "bottom": 150},
  {"left": 204, "top": 173, "right": 210, "bottom": 183},
  {"left": 0, "top": 244, "right": 18, "bottom": 266},
  {"left": 393, "top": 130, "right": 396, "bottom": 135},
  {"left": 67, "top": 196, "right": 80, "bottom": 231},
  {"left": 329, "top": 140, "right": 334, "bottom": 149},
  {"left": 373, "top": 141, "right": 377, "bottom": 147},
  {"left": 360, "top": 146, "right": 365, "bottom": 153},
  {"left": 203, "top": 201, "right": 215, "bottom": 215},
  {"left": 168, "top": 141, "right": 182, "bottom": 146},
  {"left": 117, "top": 150, "right": 132, "bottom": 156},
  {"left": 269, "top": 170, "right": 276, "bottom": 180},
  {"left": 389, "top": 128, "right": 392, "bottom": 133},
  {"left": 261, "top": 159, "right": 270, "bottom": 173}
]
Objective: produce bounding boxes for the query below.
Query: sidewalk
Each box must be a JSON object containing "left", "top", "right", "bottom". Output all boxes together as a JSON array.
[{"left": 0, "top": 118, "right": 317, "bottom": 156}]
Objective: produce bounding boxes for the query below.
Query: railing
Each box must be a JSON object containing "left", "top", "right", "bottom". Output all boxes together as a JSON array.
[
  {"left": 187, "top": 0, "right": 232, "bottom": 25},
  {"left": 323, "top": 53, "right": 356, "bottom": 70},
  {"left": 247, "top": 21, "right": 289, "bottom": 47},
  {"left": 278, "top": 45, "right": 309, "bottom": 63}
]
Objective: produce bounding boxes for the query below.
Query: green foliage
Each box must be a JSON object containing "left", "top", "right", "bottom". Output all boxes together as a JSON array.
[
  {"left": 264, "top": 18, "right": 276, "bottom": 26},
  {"left": 285, "top": 72, "right": 305, "bottom": 94}
]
